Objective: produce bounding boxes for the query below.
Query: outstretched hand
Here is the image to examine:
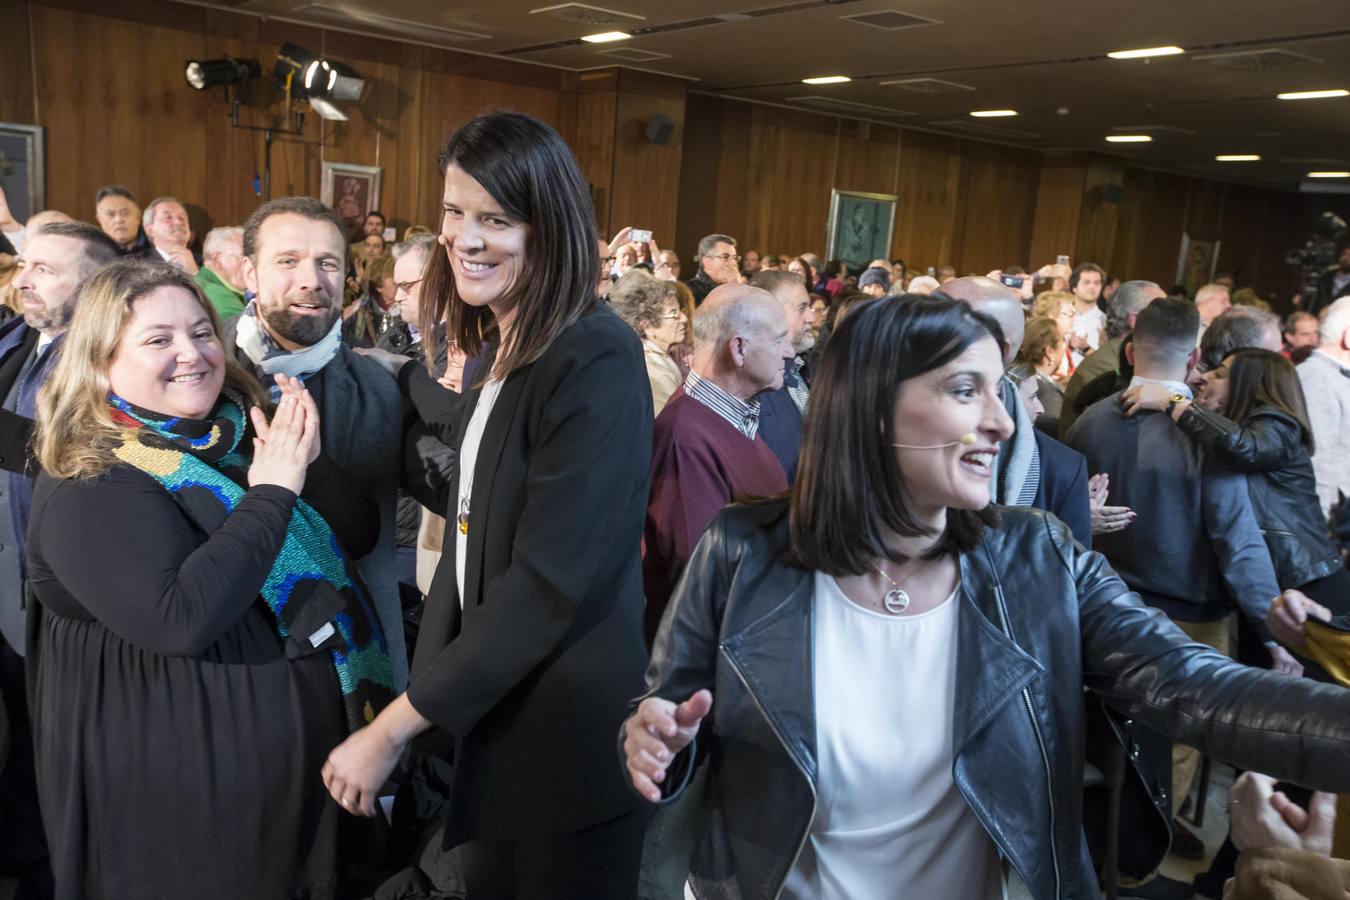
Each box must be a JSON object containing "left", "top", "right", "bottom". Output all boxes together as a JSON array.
[
  {"left": 623, "top": 689, "right": 713, "bottom": 802},
  {"left": 1230, "top": 772, "right": 1336, "bottom": 857}
]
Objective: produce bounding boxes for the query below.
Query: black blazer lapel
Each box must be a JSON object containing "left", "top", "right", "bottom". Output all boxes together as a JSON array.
[
  {"left": 720, "top": 566, "right": 817, "bottom": 783},
  {"left": 460, "top": 370, "right": 528, "bottom": 611}
]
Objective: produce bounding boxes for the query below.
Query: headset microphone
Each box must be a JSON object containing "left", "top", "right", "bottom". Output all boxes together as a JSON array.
[{"left": 892, "top": 433, "right": 978, "bottom": 450}]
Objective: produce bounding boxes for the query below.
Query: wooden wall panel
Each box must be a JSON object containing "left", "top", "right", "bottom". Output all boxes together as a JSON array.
[
  {"left": 0, "top": 0, "right": 36, "bottom": 125},
  {"left": 1110, "top": 167, "right": 1189, "bottom": 289},
  {"left": 891, "top": 141, "right": 963, "bottom": 274},
  {"left": 610, "top": 88, "right": 686, "bottom": 247},
  {"left": 1075, "top": 157, "right": 1126, "bottom": 270},
  {"left": 954, "top": 153, "right": 1038, "bottom": 274},
  {"left": 1028, "top": 158, "right": 1087, "bottom": 268}
]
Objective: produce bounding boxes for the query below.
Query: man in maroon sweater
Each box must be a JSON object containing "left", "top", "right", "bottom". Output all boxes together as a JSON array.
[{"left": 643, "top": 284, "right": 793, "bottom": 643}]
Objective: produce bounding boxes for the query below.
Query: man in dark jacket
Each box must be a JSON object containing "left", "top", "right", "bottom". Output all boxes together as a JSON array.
[
  {"left": 1067, "top": 300, "right": 1296, "bottom": 870},
  {"left": 0, "top": 219, "right": 120, "bottom": 898},
  {"left": 750, "top": 270, "right": 818, "bottom": 482},
  {"left": 1308, "top": 242, "right": 1350, "bottom": 318},
  {"left": 685, "top": 233, "right": 740, "bottom": 306},
  {"left": 225, "top": 196, "right": 452, "bottom": 690}
]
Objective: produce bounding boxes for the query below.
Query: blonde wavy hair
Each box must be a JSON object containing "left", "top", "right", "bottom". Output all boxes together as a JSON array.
[
  {"left": 1032, "top": 290, "right": 1076, "bottom": 321},
  {"left": 34, "top": 258, "right": 267, "bottom": 480}
]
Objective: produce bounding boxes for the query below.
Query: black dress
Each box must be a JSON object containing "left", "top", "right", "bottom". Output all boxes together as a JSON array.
[{"left": 25, "top": 455, "right": 379, "bottom": 900}]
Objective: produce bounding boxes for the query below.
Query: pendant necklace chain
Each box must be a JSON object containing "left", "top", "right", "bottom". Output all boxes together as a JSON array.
[{"left": 871, "top": 562, "right": 912, "bottom": 614}]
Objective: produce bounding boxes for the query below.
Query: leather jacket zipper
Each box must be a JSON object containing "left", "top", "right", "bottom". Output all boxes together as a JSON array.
[
  {"left": 992, "top": 581, "right": 1062, "bottom": 899},
  {"left": 722, "top": 647, "right": 817, "bottom": 900}
]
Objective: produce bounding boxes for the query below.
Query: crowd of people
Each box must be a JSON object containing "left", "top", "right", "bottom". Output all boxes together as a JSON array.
[{"left": 1, "top": 108, "right": 1349, "bottom": 900}]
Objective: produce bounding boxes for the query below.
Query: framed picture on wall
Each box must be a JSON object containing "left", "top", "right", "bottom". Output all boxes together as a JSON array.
[
  {"left": 0, "top": 123, "right": 46, "bottom": 224},
  {"left": 826, "top": 189, "right": 897, "bottom": 274},
  {"left": 1176, "top": 233, "right": 1220, "bottom": 299},
  {"left": 320, "top": 161, "right": 382, "bottom": 240}
]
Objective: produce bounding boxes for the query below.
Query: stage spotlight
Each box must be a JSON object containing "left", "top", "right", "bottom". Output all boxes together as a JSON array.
[
  {"left": 275, "top": 43, "right": 366, "bottom": 102},
  {"left": 185, "top": 58, "right": 261, "bottom": 91}
]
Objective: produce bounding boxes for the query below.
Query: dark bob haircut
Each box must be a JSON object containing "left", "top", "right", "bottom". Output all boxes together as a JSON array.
[
  {"left": 421, "top": 110, "right": 599, "bottom": 379},
  {"left": 789, "top": 295, "right": 1004, "bottom": 575}
]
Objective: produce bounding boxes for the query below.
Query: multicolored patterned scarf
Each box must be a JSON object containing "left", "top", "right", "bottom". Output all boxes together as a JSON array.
[{"left": 108, "top": 391, "right": 395, "bottom": 731}]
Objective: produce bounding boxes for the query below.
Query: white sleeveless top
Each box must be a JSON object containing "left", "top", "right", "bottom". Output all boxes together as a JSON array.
[{"left": 783, "top": 572, "right": 1004, "bottom": 900}]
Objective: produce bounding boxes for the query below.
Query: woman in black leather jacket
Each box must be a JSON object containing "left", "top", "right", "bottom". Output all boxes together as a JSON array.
[
  {"left": 622, "top": 297, "right": 1350, "bottom": 900},
  {"left": 1123, "top": 348, "right": 1348, "bottom": 614}
]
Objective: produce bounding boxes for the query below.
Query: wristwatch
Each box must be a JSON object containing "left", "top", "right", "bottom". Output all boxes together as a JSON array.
[{"left": 1165, "top": 393, "right": 1187, "bottom": 417}]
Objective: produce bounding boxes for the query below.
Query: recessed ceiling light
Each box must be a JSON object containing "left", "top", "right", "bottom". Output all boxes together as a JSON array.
[
  {"left": 802, "top": 75, "right": 851, "bottom": 85},
  {"left": 1307, "top": 171, "right": 1350, "bottom": 178},
  {"left": 1277, "top": 89, "right": 1349, "bottom": 100},
  {"left": 580, "top": 31, "right": 630, "bottom": 43},
  {"left": 1107, "top": 45, "right": 1184, "bottom": 60},
  {"left": 1106, "top": 135, "right": 1152, "bottom": 143},
  {"left": 1215, "top": 154, "right": 1261, "bottom": 162},
  {"left": 970, "top": 109, "right": 1018, "bottom": 118}
]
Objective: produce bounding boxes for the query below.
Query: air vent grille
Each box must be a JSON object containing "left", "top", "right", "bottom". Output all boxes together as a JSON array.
[
  {"left": 530, "top": 3, "right": 645, "bottom": 26},
  {"left": 842, "top": 9, "right": 939, "bottom": 30},
  {"left": 928, "top": 119, "right": 1042, "bottom": 140},
  {"left": 1197, "top": 49, "right": 1320, "bottom": 72},
  {"left": 290, "top": 4, "right": 491, "bottom": 40},
  {"left": 880, "top": 77, "right": 973, "bottom": 93},
  {"left": 787, "top": 95, "right": 913, "bottom": 118},
  {"left": 596, "top": 47, "right": 672, "bottom": 62}
]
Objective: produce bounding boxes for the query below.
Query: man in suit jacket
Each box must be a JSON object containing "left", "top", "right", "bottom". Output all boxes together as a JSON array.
[
  {"left": 938, "top": 277, "right": 1092, "bottom": 545},
  {"left": 750, "top": 270, "right": 819, "bottom": 483},
  {"left": 0, "top": 219, "right": 120, "bottom": 898},
  {"left": 224, "top": 197, "right": 447, "bottom": 689}
]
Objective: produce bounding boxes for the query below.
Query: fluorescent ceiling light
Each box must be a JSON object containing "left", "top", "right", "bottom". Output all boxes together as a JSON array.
[
  {"left": 581, "top": 31, "right": 631, "bottom": 43},
  {"left": 1106, "top": 135, "right": 1152, "bottom": 143},
  {"left": 802, "top": 75, "right": 851, "bottom": 85},
  {"left": 970, "top": 109, "right": 1018, "bottom": 118},
  {"left": 1277, "top": 89, "right": 1349, "bottom": 100},
  {"left": 1107, "top": 45, "right": 1184, "bottom": 60},
  {"left": 1307, "top": 171, "right": 1350, "bottom": 178},
  {"left": 1215, "top": 154, "right": 1261, "bottom": 162}
]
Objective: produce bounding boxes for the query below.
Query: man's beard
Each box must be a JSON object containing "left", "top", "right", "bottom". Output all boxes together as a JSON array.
[
  {"left": 20, "top": 290, "right": 73, "bottom": 333},
  {"left": 260, "top": 295, "right": 340, "bottom": 347}
]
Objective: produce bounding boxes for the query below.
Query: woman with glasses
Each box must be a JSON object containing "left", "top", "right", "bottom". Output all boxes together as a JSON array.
[{"left": 609, "top": 271, "right": 689, "bottom": 415}]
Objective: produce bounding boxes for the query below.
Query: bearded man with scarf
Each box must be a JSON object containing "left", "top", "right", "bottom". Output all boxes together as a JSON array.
[
  {"left": 936, "top": 277, "right": 1092, "bottom": 546},
  {"left": 222, "top": 197, "right": 450, "bottom": 689}
]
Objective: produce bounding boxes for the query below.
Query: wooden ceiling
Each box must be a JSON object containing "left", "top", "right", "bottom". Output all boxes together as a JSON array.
[{"left": 201, "top": 0, "right": 1350, "bottom": 189}]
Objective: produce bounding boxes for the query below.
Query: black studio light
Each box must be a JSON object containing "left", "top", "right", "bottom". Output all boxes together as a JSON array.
[
  {"left": 184, "top": 58, "right": 261, "bottom": 91},
  {"left": 274, "top": 43, "right": 366, "bottom": 119}
]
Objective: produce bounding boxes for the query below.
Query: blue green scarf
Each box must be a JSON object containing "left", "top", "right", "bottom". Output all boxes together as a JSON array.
[{"left": 108, "top": 391, "right": 395, "bottom": 731}]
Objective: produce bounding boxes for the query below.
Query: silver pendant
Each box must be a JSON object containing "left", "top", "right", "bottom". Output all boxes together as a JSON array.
[{"left": 883, "top": 588, "right": 911, "bottom": 614}]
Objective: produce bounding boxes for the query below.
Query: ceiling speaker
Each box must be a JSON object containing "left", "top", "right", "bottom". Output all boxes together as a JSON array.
[{"left": 645, "top": 114, "right": 675, "bottom": 146}]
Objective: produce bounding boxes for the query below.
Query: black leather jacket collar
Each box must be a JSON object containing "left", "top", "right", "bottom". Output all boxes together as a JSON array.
[{"left": 635, "top": 499, "right": 1350, "bottom": 900}]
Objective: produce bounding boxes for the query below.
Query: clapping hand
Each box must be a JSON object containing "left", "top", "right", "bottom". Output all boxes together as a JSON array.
[
  {"left": 247, "top": 376, "right": 319, "bottom": 494},
  {"left": 623, "top": 689, "right": 713, "bottom": 802},
  {"left": 1088, "top": 473, "right": 1134, "bottom": 535}
]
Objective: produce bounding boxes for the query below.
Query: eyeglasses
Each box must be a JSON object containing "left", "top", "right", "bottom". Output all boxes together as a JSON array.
[
  {"left": 396, "top": 278, "right": 423, "bottom": 294},
  {"left": 705, "top": 253, "right": 740, "bottom": 263},
  {"left": 659, "top": 310, "right": 684, "bottom": 320}
]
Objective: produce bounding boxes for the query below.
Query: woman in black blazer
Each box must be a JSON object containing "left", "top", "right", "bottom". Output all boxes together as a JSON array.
[{"left": 323, "top": 111, "right": 654, "bottom": 896}]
